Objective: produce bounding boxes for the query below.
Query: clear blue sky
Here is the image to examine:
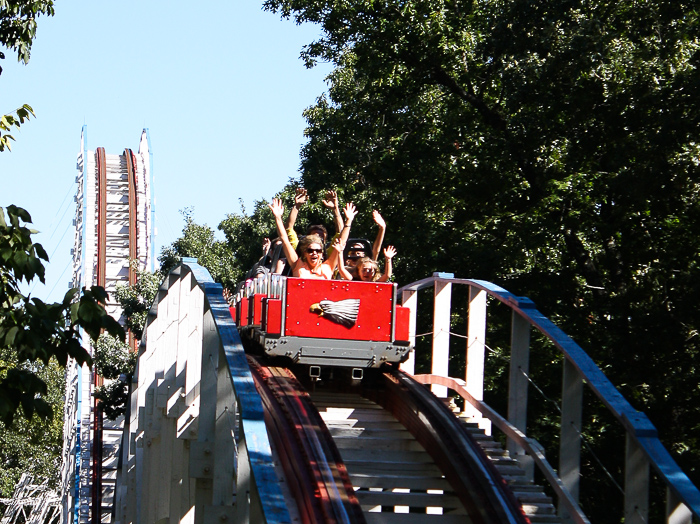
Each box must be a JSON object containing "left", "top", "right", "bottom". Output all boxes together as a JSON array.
[{"left": 1, "top": 1, "right": 331, "bottom": 302}]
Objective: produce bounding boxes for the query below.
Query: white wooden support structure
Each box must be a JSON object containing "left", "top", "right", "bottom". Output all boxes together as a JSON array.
[
  {"left": 559, "top": 358, "right": 583, "bottom": 523},
  {"left": 399, "top": 289, "right": 417, "bottom": 375},
  {"left": 62, "top": 127, "right": 153, "bottom": 524},
  {"left": 625, "top": 431, "right": 650, "bottom": 524},
  {"left": 466, "top": 286, "right": 489, "bottom": 433},
  {"left": 507, "top": 305, "right": 532, "bottom": 480},
  {"left": 667, "top": 488, "right": 693, "bottom": 524},
  {"left": 431, "top": 272, "right": 454, "bottom": 397},
  {"left": 397, "top": 275, "right": 700, "bottom": 524},
  {"left": 114, "top": 259, "right": 291, "bottom": 524}
]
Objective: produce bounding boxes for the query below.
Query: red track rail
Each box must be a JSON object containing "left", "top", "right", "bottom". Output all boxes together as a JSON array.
[
  {"left": 93, "top": 147, "right": 107, "bottom": 524},
  {"left": 95, "top": 147, "right": 107, "bottom": 290},
  {"left": 125, "top": 148, "right": 138, "bottom": 287}
]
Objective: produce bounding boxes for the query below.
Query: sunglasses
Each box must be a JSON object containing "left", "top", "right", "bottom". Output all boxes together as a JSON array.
[{"left": 306, "top": 248, "right": 323, "bottom": 254}]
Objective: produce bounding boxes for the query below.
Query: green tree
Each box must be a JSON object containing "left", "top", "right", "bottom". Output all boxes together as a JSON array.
[
  {"left": 0, "top": 205, "right": 124, "bottom": 425},
  {"left": 265, "top": 0, "right": 700, "bottom": 519},
  {"left": 0, "top": 0, "right": 53, "bottom": 150},
  {"left": 159, "top": 209, "right": 238, "bottom": 290},
  {"left": 0, "top": 0, "right": 125, "bottom": 503},
  {"left": 93, "top": 268, "right": 160, "bottom": 420},
  {"left": 0, "top": 358, "right": 64, "bottom": 499}
]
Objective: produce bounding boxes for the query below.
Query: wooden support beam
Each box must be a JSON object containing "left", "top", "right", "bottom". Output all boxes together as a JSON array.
[
  {"left": 432, "top": 280, "right": 452, "bottom": 397},
  {"left": 400, "top": 289, "right": 418, "bottom": 374},
  {"left": 507, "top": 311, "right": 531, "bottom": 480},
  {"left": 625, "top": 432, "right": 649, "bottom": 524},
  {"left": 666, "top": 487, "right": 692, "bottom": 524},
  {"left": 465, "top": 286, "right": 487, "bottom": 430},
  {"left": 560, "top": 358, "right": 583, "bottom": 523}
]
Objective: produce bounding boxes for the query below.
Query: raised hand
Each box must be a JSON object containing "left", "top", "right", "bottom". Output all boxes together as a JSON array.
[
  {"left": 262, "top": 237, "right": 271, "bottom": 255},
  {"left": 294, "top": 188, "right": 308, "bottom": 208},
  {"left": 269, "top": 198, "right": 284, "bottom": 218},
  {"left": 343, "top": 202, "right": 358, "bottom": 223},
  {"left": 373, "top": 210, "right": 386, "bottom": 229},
  {"left": 384, "top": 245, "right": 396, "bottom": 259},
  {"left": 322, "top": 190, "right": 339, "bottom": 209},
  {"left": 331, "top": 237, "right": 346, "bottom": 253}
]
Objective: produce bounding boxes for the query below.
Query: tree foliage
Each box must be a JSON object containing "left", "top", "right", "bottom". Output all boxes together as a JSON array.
[
  {"left": 0, "top": 0, "right": 54, "bottom": 67},
  {"left": 264, "top": 0, "right": 700, "bottom": 519},
  {"left": 159, "top": 209, "right": 238, "bottom": 290},
  {"left": 114, "top": 266, "right": 160, "bottom": 340},
  {"left": 93, "top": 268, "right": 159, "bottom": 420},
  {"left": 0, "top": 0, "right": 52, "bottom": 150},
  {"left": 0, "top": 103, "right": 33, "bottom": 152},
  {"left": 0, "top": 358, "right": 63, "bottom": 499},
  {"left": 0, "top": 205, "right": 124, "bottom": 425}
]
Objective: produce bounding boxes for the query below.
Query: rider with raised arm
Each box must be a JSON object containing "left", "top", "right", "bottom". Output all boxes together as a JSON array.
[{"left": 269, "top": 198, "right": 343, "bottom": 279}]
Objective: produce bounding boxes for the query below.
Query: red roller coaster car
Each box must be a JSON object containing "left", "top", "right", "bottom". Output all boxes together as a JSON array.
[{"left": 231, "top": 273, "right": 412, "bottom": 373}]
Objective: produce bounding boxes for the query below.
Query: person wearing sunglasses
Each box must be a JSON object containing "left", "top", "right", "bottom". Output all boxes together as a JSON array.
[{"left": 269, "top": 197, "right": 344, "bottom": 279}]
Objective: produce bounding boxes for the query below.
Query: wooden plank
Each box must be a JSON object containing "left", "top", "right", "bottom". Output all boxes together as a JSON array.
[
  {"left": 364, "top": 514, "right": 471, "bottom": 524},
  {"left": 323, "top": 419, "right": 406, "bottom": 431},
  {"left": 333, "top": 436, "right": 424, "bottom": 452},
  {"left": 328, "top": 427, "right": 414, "bottom": 439},
  {"left": 319, "top": 410, "right": 401, "bottom": 424},
  {"left": 465, "top": 286, "right": 487, "bottom": 422},
  {"left": 344, "top": 460, "right": 442, "bottom": 476},
  {"left": 400, "top": 288, "right": 417, "bottom": 374},
  {"left": 507, "top": 310, "right": 531, "bottom": 479},
  {"left": 356, "top": 490, "right": 463, "bottom": 510},
  {"left": 431, "top": 280, "right": 452, "bottom": 397},
  {"left": 339, "top": 449, "right": 434, "bottom": 463},
  {"left": 350, "top": 473, "right": 450, "bottom": 491}
]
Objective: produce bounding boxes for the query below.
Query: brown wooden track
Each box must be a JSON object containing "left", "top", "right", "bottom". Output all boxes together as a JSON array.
[
  {"left": 95, "top": 147, "right": 107, "bottom": 290},
  {"left": 93, "top": 147, "right": 107, "bottom": 524},
  {"left": 125, "top": 148, "right": 138, "bottom": 286}
]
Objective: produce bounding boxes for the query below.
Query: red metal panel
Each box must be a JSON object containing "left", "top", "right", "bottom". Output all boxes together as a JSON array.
[
  {"left": 285, "top": 278, "right": 393, "bottom": 341},
  {"left": 394, "top": 305, "right": 411, "bottom": 343},
  {"left": 252, "top": 293, "right": 265, "bottom": 327},
  {"left": 264, "top": 299, "right": 282, "bottom": 335},
  {"left": 239, "top": 298, "right": 249, "bottom": 327}
]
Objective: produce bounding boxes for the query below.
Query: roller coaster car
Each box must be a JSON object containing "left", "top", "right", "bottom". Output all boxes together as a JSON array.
[{"left": 232, "top": 275, "right": 412, "bottom": 371}]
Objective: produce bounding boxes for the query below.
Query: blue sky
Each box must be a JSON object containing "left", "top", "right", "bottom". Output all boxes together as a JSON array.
[{"left": 1, "top": 1, "right": 331, "bottom": 302}]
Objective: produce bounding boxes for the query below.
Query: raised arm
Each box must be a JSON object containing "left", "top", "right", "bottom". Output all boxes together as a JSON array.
[
  {"left": 269, "top": 198, "right": 299, "bottom": 265},
  {"left": 322, "top": 190, "right": 344, "bottom": 234},
  {"left": 331, "top": 238, "right": 353, "bottom": 280},
  {"left": 371, "top": 210, "right": 386, "bottom": 261},
  {"left": 285, "top": 188, "right": 308, "bottom": 230},
  {"left": 339, "top": 202, "right": 357, "bottom": 246},
  {"left": 378, "top": 245, "right": 396, "bottom": 282}
]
